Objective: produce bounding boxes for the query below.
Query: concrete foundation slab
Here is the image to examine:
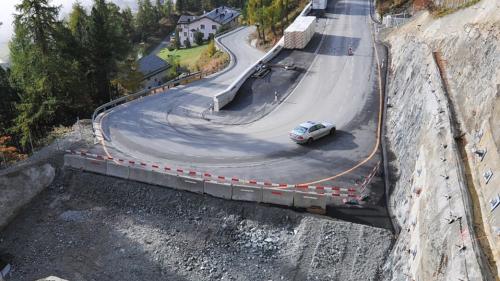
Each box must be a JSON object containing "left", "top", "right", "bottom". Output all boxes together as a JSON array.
[
  {"left": 232, "top": 184, "right": 262, "bottom": 202},
  {"left": 204, "top": 180, "right": 232, "bottom": 199}
]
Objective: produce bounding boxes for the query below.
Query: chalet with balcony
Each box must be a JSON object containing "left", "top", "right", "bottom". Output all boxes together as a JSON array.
[{"left": 177, "top": 6, "right": 240, "bottom": 46}]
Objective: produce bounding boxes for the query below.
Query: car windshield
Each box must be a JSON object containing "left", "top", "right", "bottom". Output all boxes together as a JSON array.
[{"left": 293, "top": 126, "right": 308, "bottom": 134}]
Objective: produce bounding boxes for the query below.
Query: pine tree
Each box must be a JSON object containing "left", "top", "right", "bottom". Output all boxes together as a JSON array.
[
  {"left": 9, "top": 0, "right": 61, "bottom": 147},
  {"left": 164, "top": 0, "right": 173, "bottom": 17},
  {"left": 87, "top": 0, "right": 131, "bottom": 105},
  {"left": 176, "top": 0, "right": 185, "bottom": 13},
  {"left": 136, "top": 0, "right": 158, "bottom": 41},
  {"left": 121, "top": 7, "right": 136, "bottom": 42},
  {"left": 0, "top": 67, "right": 19, "bottom": 135}
]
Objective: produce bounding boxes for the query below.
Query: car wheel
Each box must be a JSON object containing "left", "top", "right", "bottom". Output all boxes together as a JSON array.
[
  {"left": 330, "top": 128, "right": 336, "bottom": 135},
  {"left": 307, "top": 138, "right": 313, "bottom": 144}
]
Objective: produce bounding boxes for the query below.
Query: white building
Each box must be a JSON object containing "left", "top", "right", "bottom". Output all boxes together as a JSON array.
[{"left": 177, "top": 6, "right": 240, "bottom": 46}]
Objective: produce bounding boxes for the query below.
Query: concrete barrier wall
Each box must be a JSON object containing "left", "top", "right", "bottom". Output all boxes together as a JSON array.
[
  {"left": 128, "top": 164, "right": 154, "bottom": 184},
  {"left": 150, "top": 170, "right": 178, "bottom": 188},
  {"left": 213, "top": 39, "right": 285, "bottom": 111},
  {"left": 83, "top": 158, "right": 107, "bottom": 174},
  {"left": 204, "top": 180, "right": 232, "bottom": 199},
  {"left": 64, "top": 154, "right": 352, "bottom": 210},
  {"left": 262, "top": 187, "right": 294, "bottom": 206},
  {"left": 106, "top": 161, "right": 130, "bottom": 179},
  {"left": 176, "top": 176, "right": 204, "bottom": 194},
  {"left": 294, "top": 192, "right": 326, "bottom": 209},
  {"left": 213, "top": 3, "right": 312, "bottom": 111},
  {"left": 64, "top": 154, "right": 85, "bottom": 169},
  {"left": 232, "top": 184, "right": 263, "bottom": 202}
]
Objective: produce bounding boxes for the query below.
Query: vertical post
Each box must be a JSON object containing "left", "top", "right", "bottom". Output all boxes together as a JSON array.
[
  {"left": 1, "top": 152, "right": 6, "bottom": 168},
  {"left": 28, "top": 131, "right": 34, "bottom": 155},
  {"left": 77, "top": 116, "right": 83, "bottom": 140}
]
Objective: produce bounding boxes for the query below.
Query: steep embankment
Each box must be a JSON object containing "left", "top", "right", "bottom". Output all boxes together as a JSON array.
[
  {"left": 0, "top": 164, "right": 55, "bottom": 231},
  {"left": 381, "top": 0, "right": 499, "bottom": 280}
]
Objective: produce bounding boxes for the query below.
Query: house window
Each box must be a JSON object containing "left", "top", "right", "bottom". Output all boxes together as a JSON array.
[
  {"left": 200, "top": 24, "right": 205, "bottom": 29},
  {"left": 183, "top": 32, "right": 187, "bottom": 37},
  {"left": 212, "top": 25, "right": 217, "bottom": 30}
]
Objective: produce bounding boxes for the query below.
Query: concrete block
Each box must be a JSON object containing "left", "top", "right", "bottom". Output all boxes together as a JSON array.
[
  {"left": 150, "top": 170, "right": 178, "bottom": 188},
  {"left": 64, "top": 154, "right": 85, "bottom": 169},
  {"left": 175, "top": 176, "right": 204, "bottom": 194},
  {"left": 327, "top": 193, "right": 346, "bottom": 206},
  {"left": 232, "top": 184, "right": 263, "bottom": 203},
  {"left": 83, "top": 157, "right": 107, "bottom": 175},
  {"left": 106, "top": 161, "right": 129, "bottom": 179},
  {"left": 294, "top": 191, "right": 326, "bottom": 209},
  {"left": 262, "top": 187, "right": 294, "bottom": 206},
  {"left": 204, "top": 180, "right": 232, "bottom": 199},
  {"left": 128, "top": 165, "right": 154, "bottom": 184}
]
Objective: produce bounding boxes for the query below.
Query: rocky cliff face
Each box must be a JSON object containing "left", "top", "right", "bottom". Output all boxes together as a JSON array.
[{"left": 380, "top": 0, "right": 499, "bottom": 279}]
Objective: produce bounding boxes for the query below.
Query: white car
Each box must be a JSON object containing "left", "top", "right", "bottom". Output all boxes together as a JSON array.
[{"left": 289, "top": 121, "right": 336, "bottom": 144}]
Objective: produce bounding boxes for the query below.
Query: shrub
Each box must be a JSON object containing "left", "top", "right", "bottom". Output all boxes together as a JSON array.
[
  {"left": 207, "top": 39, "right": 216, "bottom": 57},
  {"left": 174, "top": 30, "right": 181, "bottom": 49},
  {"left": 194, "top": 31, "right": 204, "bottom": 46}
]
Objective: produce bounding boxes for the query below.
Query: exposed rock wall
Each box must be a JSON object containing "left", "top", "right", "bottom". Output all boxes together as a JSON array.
[
  {"left": 0, "top": 164, "right": 55, "bottom": 231},
  {"left": 380, "top": 0, "right": 498, "bottom": 279}
]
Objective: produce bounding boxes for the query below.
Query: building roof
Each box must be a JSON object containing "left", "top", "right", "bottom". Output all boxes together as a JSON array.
[
  {"left": 204, "top": 6, "right": 240, "bottom": 25},
  {"left": 178, "top": 15, "right": 197, "bottom": 24},
  {"left": 138, "top": 54, "right": 170, "bottom": 77},
  {"left": 177, "top": 6, "right": 240, "bottom": 25}
]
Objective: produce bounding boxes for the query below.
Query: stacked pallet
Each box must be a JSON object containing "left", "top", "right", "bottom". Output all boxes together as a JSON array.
[{"left": 283, "top": 16, "right": 316, "bottom": 49}]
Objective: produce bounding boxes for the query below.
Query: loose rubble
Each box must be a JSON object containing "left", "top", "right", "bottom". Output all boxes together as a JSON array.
[{"left": 0, "top": 170, "right": 393, "bottom": 281}]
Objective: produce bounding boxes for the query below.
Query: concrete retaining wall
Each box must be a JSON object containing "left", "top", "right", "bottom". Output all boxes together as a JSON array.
[
  {"left": 0, "top": 163, "right": 56, "bottom": 231},
  {"left": 381, "top": 9, "right": 497, "bottom": 279},
  {"left": 213, "top": 3, "right": 312, "bottom": 111},
  {"left": 64, "top": 154, "right": 355, "bottom": 210}
]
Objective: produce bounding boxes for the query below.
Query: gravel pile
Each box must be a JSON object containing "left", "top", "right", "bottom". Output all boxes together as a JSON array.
[{"left": 0, "top": 170, "right": 393, "bottom": 281}]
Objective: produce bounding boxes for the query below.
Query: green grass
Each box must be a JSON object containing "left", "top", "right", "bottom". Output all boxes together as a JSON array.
[{"left": 157, "top": 44, "right": 208, "bottom": 68}]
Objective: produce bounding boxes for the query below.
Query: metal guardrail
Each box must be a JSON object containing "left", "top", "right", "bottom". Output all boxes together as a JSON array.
[
  {"left": 91, "top": 71, "right": 202, "bottom": 133},
  {"left": 382, "top": 12, "right": 411, "bottom": 28},
  {"left": 91, "top": 26, "right": 246, "bottom": 134}
]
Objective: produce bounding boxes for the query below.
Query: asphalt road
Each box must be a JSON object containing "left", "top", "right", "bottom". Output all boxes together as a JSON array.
[{"left": 98, "top": 0, "right": 390, "bottom": 228}]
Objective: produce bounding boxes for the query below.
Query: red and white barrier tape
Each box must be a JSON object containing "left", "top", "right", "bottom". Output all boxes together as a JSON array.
[{"left": 65, "top": 150, "right": 377, "bottom": 196}]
